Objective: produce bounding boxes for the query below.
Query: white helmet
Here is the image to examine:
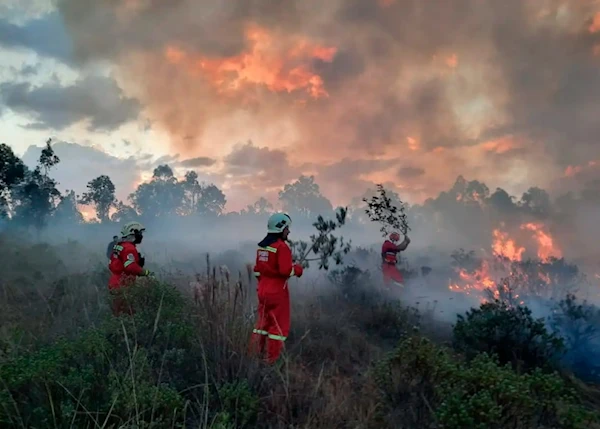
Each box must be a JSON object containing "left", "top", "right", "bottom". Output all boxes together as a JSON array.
[
  {"left": 121, "top": 221, "right": 145, "bottom": 238},
  {"left": 267, "top": 212, "right": 292, "bottom": 233}
]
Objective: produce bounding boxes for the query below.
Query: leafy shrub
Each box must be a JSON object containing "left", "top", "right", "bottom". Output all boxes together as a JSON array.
[
  {"left": 328, "top": 265, "right": 379, "bottom": 304},
  {"left": 453, "top": 300, "right": 565, "bottom": 372},
  {"left": 212, "top": 380, "right": 259, "bottom": 428},
  {"left": 550, "top": 294, "right": 600, "bottom": 383},
  {"left": 0, "top": 281, "right": 198, "bottom": 428},
  {"left": 373, "top": 336, "right": 598, "bottom": 429}
]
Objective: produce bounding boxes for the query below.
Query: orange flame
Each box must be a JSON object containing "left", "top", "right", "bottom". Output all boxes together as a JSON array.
[
  {"left": 492, "top": 229, "right": 525, "bottom": 261},
  {"left": 520, "top": 223, "right": 562, "bottom": 261},
  {"left": 164, "top": 24, "right": 336, "bottom": 100},
  {"left": 407, "top": 136, "right": 420, "bottom": 151},
  {"left": 448, "top": 225, "right": 562, "bottom": 302}
]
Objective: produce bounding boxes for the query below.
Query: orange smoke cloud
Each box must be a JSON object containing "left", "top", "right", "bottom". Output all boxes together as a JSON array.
[
  {"left": 446, "top": 54, "right": 458, "bottom": 68},
  {"left": 589, "top": 12, "right": 600, "bottom": 33},
  {"left": 164, "top": 24, "right": 337, "bottom": 100},
  {"left": 377, "top": 0, "right": 396, "bottom": 8},
  {"left": 563, "top": 160, "right": 598, "bottom": 177},
  {"left": 481, "top": 136, "right": 520, "bottom": 154}
]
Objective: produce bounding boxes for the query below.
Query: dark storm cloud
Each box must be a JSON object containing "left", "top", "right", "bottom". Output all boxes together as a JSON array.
[
  {"left": 0, "top": 12, "right": 73, "bottom": 62},
  {"left": 398, "top": 166, "right": 425, "bottom": 179},
  {"left": 0, "top": 75, "right": 140, "bottom": 131},
  {"left": 178, "top": 156, "right": 216, "bottom": 168}
]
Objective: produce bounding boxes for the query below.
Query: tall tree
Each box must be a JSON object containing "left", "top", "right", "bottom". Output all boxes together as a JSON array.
[
  {"left": 181, "top": 170, "right": 202, "bottom": 215},
  {"left": 241, "top": 197, "right": 274, "bottom": 215},
  {"left": 111, "top": 200, "right": 139, "bottom": 223},
  {"left": 278, "top": 175, "right": 333, "bottom": 217},
  {"left": 197, "top": 184, "right": 227, "bottom": 216},
  {"left": 520, "top": 187, "right": 552, "bottom": 218},
  {"left": 79, "top": 175, "right": 116, "bottom": 222},
  {"left": 0, "top": 143, "right": 27, "bottom": 217},
  {"left": 54, "top": 190, "right": 84, "bottom": 224},
  {"left": 12, "top": 139, "right": 61, "bottom": 230},
  {"left": 129, "top": 165, "right": 185, "bottom": 218}
]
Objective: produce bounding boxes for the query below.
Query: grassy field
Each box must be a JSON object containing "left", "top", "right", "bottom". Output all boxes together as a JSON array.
[{"left": 1, "top": 236, "right": 600, "bottom": 429}]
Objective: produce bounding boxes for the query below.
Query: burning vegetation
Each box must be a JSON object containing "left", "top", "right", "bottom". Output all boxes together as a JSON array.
[{"left": 447, "top": 216, "right": 580, "bottom": 306}]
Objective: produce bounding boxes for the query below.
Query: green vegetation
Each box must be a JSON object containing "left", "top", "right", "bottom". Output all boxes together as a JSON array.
[{"left": 1, "top": 242, "right": 600, "bottom": 429}]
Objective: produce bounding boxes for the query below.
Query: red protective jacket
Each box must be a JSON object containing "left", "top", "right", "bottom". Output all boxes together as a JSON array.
[
  {"left": 250, "top": 237, "right": 302, "bottom": 363},
  {"left": 253, "top": 239, "right": 303, "bottom": 292},
  {"left": 382, "top": 239, "right": 401, "bottom": 264},
  {"left": 108, "top": 241, "right": 144, "bottom": 290}
]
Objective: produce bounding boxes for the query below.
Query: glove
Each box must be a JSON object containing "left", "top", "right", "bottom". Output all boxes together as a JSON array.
[
  {"left": 142, "top": 269, "right": 155, "bottom": 277},
  {"left": 293, "top": 264, "right": 303, "bottom": 278}
]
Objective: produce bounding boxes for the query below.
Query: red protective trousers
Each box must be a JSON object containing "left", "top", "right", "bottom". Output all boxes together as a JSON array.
[
  {"left": 382, "top": 263, "right": 404, "bottom": 287},
  {"left": 250, "top": 287, "right": 290, "bottom": 364}
]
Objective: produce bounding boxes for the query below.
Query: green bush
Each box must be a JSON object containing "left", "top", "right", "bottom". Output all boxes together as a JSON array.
[
  {"left": 0, "top": 281, "right": 199, "bottom": 428},
  {"left": 550, "top": 294, "right": 600, "bottom": 383},
  {"left": 453, "top": 300, "right": 565, "bottom": 372},
  {"left": 212, "top": 380, "right": 259, "bottom": 428},
  {"left": 373, "top": 336, "right": 597, "bottom": 429}
]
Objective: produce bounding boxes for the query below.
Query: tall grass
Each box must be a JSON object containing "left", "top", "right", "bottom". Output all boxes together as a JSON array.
[{"left": 0, "top": 239, "right": 598, "bottom": 428}]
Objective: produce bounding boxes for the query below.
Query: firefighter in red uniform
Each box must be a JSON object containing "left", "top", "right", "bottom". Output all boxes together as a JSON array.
[
  {"left": 382, "top": 232, "right": 411, "bottom": 288},
  {"left": 108, "top": 221, "right": 153, "bottom": 315},
  {"left": 249, "top": 212, "right": 303, "bottom": 364}
]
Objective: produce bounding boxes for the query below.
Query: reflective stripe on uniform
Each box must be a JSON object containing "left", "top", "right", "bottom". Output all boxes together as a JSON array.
[
  {"left": 259, "top": 246, "right": 278, "bottom": 253},
  {"left": 254, "top": 272, "right": 260, "bottom": 277},
  {"left": 113, "top": 245, "right": 123, "bottom": 252},
  {"left": 289, "top": 267, "right": 295, "bottom": 277},
  {"left": 124, "top": 260, "right": 135, "bottom": 268},
  {"left": 252, "top": 329, "right": 286, "bottom": 341},
  {"left": 268, "top": 334, "right": 287, "bottom": 341}
]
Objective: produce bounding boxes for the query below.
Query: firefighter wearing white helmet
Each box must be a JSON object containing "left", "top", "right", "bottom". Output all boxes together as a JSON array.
[
  {"left": 249, "top": 212, "right": 303, "bottom": 364},
  {"left": 267, "top": 212, "right": 292, "bottom": 233},
  {"left": 108, "top": 221, "right": 153, "bottom": 315}
]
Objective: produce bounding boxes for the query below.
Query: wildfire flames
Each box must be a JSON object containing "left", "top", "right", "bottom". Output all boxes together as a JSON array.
[
  {"left": 164, "top": 24, "right": 336, "bottom": 100},
  {"left": 448, "top": 222, "right": 564, "bottom": 303},
  {"left": 520, "top": 222, "right": 563, "bottom": 261}
]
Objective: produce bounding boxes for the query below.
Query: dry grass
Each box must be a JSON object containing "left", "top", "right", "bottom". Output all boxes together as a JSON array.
[{"left": 1, "top": 238, "right": 598, "bottom": 428}]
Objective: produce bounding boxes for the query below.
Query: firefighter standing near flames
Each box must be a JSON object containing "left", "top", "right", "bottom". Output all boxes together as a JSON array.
[
  {"left": 108, "top": 221, "right": 153, "bottom": 315},
  {"left": 382, "top": 232, "right": 411, "bottom": 288},
  {"left": 250, "top": 212, "right": 303, "bottom": 364}
]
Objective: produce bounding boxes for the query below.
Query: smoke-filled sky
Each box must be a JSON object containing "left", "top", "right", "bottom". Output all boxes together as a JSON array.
[{"left": 1, "top": 0, "right": 600, "bottom": 211}]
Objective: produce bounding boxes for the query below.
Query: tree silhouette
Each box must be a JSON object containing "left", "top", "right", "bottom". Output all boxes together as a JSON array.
[
  {"left": 241, "top": 197, "right": 274, "bottom": 215},
  {"left": 54, "top": 190, "right": 84, "bottom": 224},
  {"left": 520, "top": 187, "right": 552, "bottom": 218},
  {"left": 79, "top": 175, "right": 116, "bottom": 222},
  {"left": 0, "top": 143, "right": 27, "bottom": 217},
  {"left": 111, "top": 200, "right": 138, "bottom": 223},
  {"left": 181, "top": 171, "right": 202, "bottom": 215},
  {"left": 278, "top": 175, "right": 333, "bottom": 217},
  {"left": 129, "top": 165, "right": 185, "bottom": 218},
  {"left": 12, "top": 139, "right": 61, "bottom": 231},
  {"left": 197, "top": 184, "right": 226, "bottom": 216}
]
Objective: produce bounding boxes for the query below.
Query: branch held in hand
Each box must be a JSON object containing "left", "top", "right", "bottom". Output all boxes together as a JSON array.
[
  {"left": 363, "top": 184, "right": 410, "bottom": 236},
  {"left": 289, "top": 207, "right": 352, "bottom": 270}
]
